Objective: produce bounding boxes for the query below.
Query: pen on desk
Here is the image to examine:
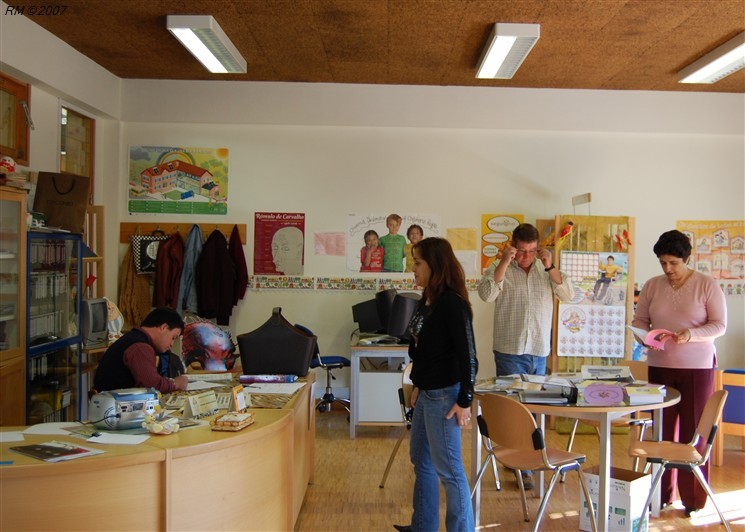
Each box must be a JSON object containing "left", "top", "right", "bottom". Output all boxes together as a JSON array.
[{"left": 0, "top": 460, "right": 14, "bottom": 465}]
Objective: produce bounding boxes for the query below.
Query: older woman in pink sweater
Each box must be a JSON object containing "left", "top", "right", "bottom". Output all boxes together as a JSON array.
[{"left": 632, "top": 229, "right": 727, "bottom": 517}]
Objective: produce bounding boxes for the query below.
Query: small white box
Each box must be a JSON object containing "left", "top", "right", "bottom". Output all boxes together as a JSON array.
[{"left": 580, "top": 466, "right": 651, "bottom": 532}]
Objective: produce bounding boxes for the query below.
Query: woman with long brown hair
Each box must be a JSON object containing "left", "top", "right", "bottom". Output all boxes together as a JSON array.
[{"left": 395, "top": 237, "right": 478, "bottom": 532}]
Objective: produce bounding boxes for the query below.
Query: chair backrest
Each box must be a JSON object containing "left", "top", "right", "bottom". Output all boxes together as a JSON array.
[
  {"left": 401, "top": 363, "right": 414, "bottom": 409},
  {"left": 695, "top": 389, "right": 728, "bottom": 451},
  {"left": 294, "top": 323, "right": 322, "bottom": 366},
  {"left": 479, "top": 393, "right": 542, "bottom": 453},
  {"left": 618, "top": 359, "right": 649, "bottom": 382}
]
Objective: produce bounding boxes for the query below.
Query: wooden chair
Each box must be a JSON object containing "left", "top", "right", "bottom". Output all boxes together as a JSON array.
[
  {"left": 713, "top": 369, "right": 745, "bottom": 466},
  {"left": 379, "top": 363, "right": 413, "bottom": 488},
  {"left": 628, "top": 389, "right": 730, "bottom": 531},
  {"left": 473, "top": 393, "right": 598, "bottom": 532},
  {"left": 562, "top": 359, "right": 653, "bottom": 481}
]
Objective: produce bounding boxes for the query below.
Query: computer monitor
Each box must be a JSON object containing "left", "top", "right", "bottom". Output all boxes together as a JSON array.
[
  {"left": 352, "top": 298, "right": 383, "bottom": 333},
  {"left": 386, "top": 292, "right": 421, "bottom": 341},
  {"left": 374, "top": 289, "right": 398, "bottom": 333},
  {"left": 81, "top": 297, "right": 109, "bottom": 349}
]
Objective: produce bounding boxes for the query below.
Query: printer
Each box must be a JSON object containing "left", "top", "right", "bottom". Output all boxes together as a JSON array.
[{"left": 89, "top": 388, "right": 159, "bottom": 430}]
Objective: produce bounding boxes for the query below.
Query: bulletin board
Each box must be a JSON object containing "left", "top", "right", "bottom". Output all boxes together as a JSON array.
[{"left": 551, "top": 215, "right": 636, "bottom": 373}]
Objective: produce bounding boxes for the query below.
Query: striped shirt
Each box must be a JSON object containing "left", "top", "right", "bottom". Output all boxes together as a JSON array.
[{"left": 477, "top": 259, "right": 574, "bottom": 357}]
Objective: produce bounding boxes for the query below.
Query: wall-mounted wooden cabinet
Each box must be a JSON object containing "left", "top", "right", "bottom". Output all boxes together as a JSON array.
[{"left": 0, "top": 186, "right": 27, "bottom": 426}]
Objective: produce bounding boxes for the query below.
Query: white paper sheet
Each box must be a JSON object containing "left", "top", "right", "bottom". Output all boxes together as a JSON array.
[
  {"left": 0, "top": 431, "right": 24, "bottom": 443},
  {"left": 243, "top": 382, "right": 305, "bottom": 394},
  {"left": 86, "top": 433, "right": 150, "bottom": 445},
  {"left": 23, "top": 422, "right": 78, "bottom": 435}
]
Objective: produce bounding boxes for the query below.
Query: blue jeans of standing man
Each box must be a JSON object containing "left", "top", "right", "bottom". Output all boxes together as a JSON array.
[
  {"left": 494, "top": 351, "right": 547, "bottom": 377},
  {"left": 409, "top": 383, "right": 474, "bottom": 532}
]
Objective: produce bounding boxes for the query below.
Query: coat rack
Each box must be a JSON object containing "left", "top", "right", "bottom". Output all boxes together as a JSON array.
[{"left": 119, "top": 222, "right": 247, "bottom": 245}]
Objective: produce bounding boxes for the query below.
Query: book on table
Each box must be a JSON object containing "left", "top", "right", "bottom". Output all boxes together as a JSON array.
[
  {"left": 518, "top": 391, "right": 568, "bottom": 405},
  {"left": 624, "top": 385, "right": 666, "bottom": 404},
  {"left": 10, "top": 440, "right": 104, "bottom": 462}
]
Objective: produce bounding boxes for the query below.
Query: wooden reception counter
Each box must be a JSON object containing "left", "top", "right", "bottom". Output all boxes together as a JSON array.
[{"left": 0, "top": 380, "right": 315, "bottom": 531}]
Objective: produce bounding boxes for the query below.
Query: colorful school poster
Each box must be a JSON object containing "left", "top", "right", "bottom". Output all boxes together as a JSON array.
[
  {"left": 128, "top": 146, "right": 229, "bottom": 215},
  {"left": 480, "top": 214, "right": 523, "bottom": 273},
  {"left": 254, "top": 212, "right": 306, "bottom": 275},
  {"left": 677, "top": 220, "right": 745, "bottom": 296},
  {"left": 347, "top": 214, "right": 442, "bottom": 273}
]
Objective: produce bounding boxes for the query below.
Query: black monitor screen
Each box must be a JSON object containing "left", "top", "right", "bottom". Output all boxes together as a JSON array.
[
  {"left": 352, "top": 298, "right": 382, "bottom": 334},
  {"left": 374, "top": 289, "right": 397, "bottom": 333},
  {"left": 387, "top": 292, "right": 421, "bottom": 341}
]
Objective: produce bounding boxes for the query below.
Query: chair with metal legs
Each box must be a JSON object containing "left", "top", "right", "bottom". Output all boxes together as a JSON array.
[
  {"left": 295, "top": 324, "right": 351, "bottom": 414},
  {"left": 473, "top": 393, "right": 598, "bottom": 532},
  {"left": 470, "top": 415, "right": 502, "bottom": 500},
  {"left": 628, "top": 389, "right": 731, "bottom": 532},
  {"left": 379, "top": 363, "right": 413, "bottom": 488}
]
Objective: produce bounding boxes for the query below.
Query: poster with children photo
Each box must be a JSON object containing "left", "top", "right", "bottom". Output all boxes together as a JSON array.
[{"left": 347, "top": 213, "right": 442, "bottom": 273}]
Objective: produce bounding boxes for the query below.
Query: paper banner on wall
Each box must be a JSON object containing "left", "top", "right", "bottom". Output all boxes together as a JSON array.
[
  {"left": 481, "top": 214, "right": 523, "bottom": 273},
  {"left": 447, "top": 227, "right": 479, "bottom": 276},
  {"left": 314, "top": 232, "right": 346, "bottom": 256},
  {"left": 128, "top": 145, "right": 229, "bottom": 215},
  {"left": 556, "top": 251, "right": 628, "bottom": 358},
  {"left": 347, "top": 213, "right": 442, "bottom": 273},
  {"left": 677, "top": 220, "right": 745, "bottom": 296},
  {"left": 254, "top": 212, "right": 306, "bottom": 275}
]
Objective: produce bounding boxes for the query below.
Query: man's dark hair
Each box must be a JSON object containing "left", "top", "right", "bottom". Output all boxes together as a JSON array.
[
  {"left": 512, "top": 223, "right": 539, "bottom": 244},
  {"left": 141, "top": 307, "right": 185, "bottom": 331},
  {"left": 653, "top": 230, "right": 692, "bottom": 261}
]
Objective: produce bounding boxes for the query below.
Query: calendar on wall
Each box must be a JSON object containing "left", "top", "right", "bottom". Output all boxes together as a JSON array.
[{"left": 556, "top": 250, "right": 629, "bottom": 358}]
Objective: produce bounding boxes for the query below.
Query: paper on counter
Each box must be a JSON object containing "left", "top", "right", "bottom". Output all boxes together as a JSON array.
[
  {"left": 0, "top": 431, "right": 24, "bottom": 443},
  {"left": 187, "top": 380, "right": 224, "bottom": 391},
  {"left": 243, "top": 382, "right": 305, "bottom": 394},
  {"left": 23, "top": 422, "right": 78, "bottom": 435},
  {"left": 86, "top": 433, "right": 150, "bottom": 445}
]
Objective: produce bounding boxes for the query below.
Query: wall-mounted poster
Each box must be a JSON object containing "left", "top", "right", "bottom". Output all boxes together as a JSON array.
[
  {"left": 481, "top": 214, "right": 523, "bottom": 273},
  {"left": 677, "top": 220, "right": 745, "bottom": 296},
  {"left": 254, "top": 212, "right": 306, "bottom": 275},
  {"left": 347, "top": 213, "right": 442, "bottom": 273},
  {"left": 557, "top": 251, "right": 629, "bottom": 358},
  {"left": 128, "top": 146, "right": 229, "bottom": 215}
]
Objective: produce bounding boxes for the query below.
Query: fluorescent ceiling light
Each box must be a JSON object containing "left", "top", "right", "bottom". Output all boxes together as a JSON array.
[
  {"left": 476, "top": 23, "right": 540, "bottom": 79},
  {"left": 167, "top": 15, "right": 247, "bottom": 74},
  {"left": 678, "top": 31, "right": 745, "bottom": 84}
]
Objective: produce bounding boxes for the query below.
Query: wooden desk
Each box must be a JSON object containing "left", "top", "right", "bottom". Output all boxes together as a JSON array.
[
  {"left": 349, "top": 345, "right": 409, "bottom": 439},
  {"left": 0, "top": 379, "right": 315, "bottom": 531},
  {"left": 471, "top": 388, "right": 681, "bottom": 532}
]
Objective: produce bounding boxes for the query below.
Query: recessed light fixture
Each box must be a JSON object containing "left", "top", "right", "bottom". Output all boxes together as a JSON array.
[
  {"left": 167, "top": 15, "right": 247, "bottom": 74},
  {"left": 476, "top": 23, "right": 540, "bottom": 79},
  {"left": 678, "top": 31, "right": 745, "bottom": 84}
]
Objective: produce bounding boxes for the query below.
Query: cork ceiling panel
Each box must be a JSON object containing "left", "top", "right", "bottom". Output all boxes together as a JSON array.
[{"left": 10, "top": 0, "right": 745, "bottom": 93}]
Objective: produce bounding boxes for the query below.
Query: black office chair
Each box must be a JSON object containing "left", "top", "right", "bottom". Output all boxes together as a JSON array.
[{"left": 294, "top": 324, "right": 351, "bottom": 414}]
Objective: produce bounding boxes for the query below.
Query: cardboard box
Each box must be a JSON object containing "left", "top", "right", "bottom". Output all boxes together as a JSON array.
[{"left": 580, "top": 466, "right": 651, "bottom": 532}]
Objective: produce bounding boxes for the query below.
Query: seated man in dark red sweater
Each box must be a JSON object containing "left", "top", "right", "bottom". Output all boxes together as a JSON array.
[{"left": 94, "top": 307, "right": 188, "bottom": 393}]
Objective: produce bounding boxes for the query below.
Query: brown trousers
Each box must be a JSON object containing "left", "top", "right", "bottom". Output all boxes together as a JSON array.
[{"left": 648, "top": 366, "right": 715, "bottom": 510}]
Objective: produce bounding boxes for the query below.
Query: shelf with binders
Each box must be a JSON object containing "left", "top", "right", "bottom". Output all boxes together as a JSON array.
[
  {"left": 26, "top": 231, "right": 83, "bottom": 424},
  {"left": 26, "top": 344, "right": 79, "bottom": 424}
]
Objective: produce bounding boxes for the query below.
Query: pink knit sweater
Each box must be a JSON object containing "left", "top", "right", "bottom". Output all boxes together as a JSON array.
[{"left": 632, "top": 271, "right": 727, "bottom": 369}]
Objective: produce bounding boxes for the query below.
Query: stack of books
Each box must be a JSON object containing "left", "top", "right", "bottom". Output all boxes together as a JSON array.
[
  {"left": 0, "top": 171, "right": 31, "bottom": 190},
  {"left": 624, "top": 384, "right": 666, "bottom": 405}
]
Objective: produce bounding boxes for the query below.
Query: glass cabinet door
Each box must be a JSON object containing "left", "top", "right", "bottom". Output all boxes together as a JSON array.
[
  {"left": 27, "top": 233, "right": 81, "bottom": 347},
  {"left": 0, "top": 190, "right": 24, "bottom": 356}
]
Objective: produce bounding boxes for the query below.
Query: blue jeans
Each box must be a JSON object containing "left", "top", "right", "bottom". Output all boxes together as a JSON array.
[
  {"left": 409, "top": 383, "right": 474, "bottom": 532},
  {"left": 494, "top": 351, "right": 547, "bottom": 377}
]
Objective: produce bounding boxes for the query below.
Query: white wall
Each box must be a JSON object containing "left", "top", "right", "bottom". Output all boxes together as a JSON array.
[{"left": 3, "top": 6, "right": 743, "bottom": 386}]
